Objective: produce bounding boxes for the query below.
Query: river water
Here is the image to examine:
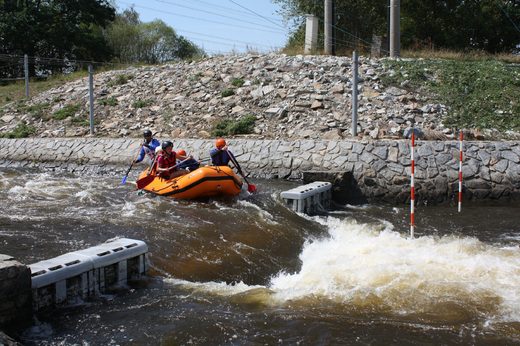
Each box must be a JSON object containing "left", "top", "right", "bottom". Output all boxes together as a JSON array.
[{"left": 1, "top": 167, "right": 519, "bottom": 345}]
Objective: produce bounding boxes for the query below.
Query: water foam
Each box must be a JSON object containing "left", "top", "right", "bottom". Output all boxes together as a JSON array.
[
  {"left": 269, "top": 217, "right": 520, "bottom": 322},
  {"left": 166, "top": 216, "right": 520, "bottom": 324}
]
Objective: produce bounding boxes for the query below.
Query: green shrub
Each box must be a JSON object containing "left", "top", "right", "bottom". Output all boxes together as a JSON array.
[
  {"left": 99, "top": 97, "right": 118, "bottom": 106},
  {"left": 108, "top": 74, "right": 133, "bottom": 87},
  {"left": 20, "top": 102, "right": 51, "bottom": 120},
  {"left": 231, "top": 78, "right": 245, "bottom": 87},
  {"left": 53, "top": 104, "right": 80, "bottom": 120},
  {"left": 189, "top": 72, "right": 203, "bottom": 81},
  {"left": 211, "top": 115, "right": 256, "bottom": 137},
  {"left": 221, "top": 88, "right": 235, "bottom": 97},
  {"left": 0, "top": 122, "right": 36, "bottom": 138},
  {"left": 133, "top": 99, "right": 151, "bottom": 108},
  {"left": 382, "top": 59, "right": 520, "bottom": 131}
]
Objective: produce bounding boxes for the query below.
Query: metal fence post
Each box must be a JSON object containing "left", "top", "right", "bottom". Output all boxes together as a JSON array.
[
  {"left": 351, "top": 51, "right": 359, "bottom": 136},
  {"left": 88, "top": 65, "right": 94, "bottom": 135},
  {"left": 24, "top": 54, "right": 29, "bottom": 98}
]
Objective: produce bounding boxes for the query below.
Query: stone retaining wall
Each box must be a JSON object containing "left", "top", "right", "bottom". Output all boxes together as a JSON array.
[
  {"left": 0, "top": 255, "right": 31, "bottom": 334},
  {"left": 0, "top": 138, "right": 519, "bottom": 203}
]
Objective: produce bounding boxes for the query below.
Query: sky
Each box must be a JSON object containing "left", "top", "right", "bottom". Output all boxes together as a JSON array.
[{"left": 115, "top": 0, "right": 294, "bottom": 55}]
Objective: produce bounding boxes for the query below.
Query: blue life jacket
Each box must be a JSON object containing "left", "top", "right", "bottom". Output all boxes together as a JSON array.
[
  {"left": 136, "top": 138, "right": 160, "bottom": 163},
  {"left": 210, "top": 148, "right": 231, "bottom": 166}
]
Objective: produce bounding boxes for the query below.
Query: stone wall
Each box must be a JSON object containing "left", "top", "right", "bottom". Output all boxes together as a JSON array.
[
  {"left": 0, "top": 255, "right": 32, "bottom": 334},
  {"left": 0, "top": 138, "right": 519, "bottom": 203}
]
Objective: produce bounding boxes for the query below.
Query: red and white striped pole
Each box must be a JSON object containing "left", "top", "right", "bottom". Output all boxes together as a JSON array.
[
  {"left": 458, "top": 130, "right": 463, "bottom": 212},
  {"left": 410, "top": 130, "right": 415, "bottom": 238}
]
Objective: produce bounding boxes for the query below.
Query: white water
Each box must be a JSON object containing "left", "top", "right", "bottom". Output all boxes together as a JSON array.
[{"left": 169, "top": 216, "right": 520, "bottom": 323}]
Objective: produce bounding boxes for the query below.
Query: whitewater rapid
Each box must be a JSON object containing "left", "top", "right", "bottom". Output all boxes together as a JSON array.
[{"left": 168, "top": 216, "right": 520, "bottom": 325}]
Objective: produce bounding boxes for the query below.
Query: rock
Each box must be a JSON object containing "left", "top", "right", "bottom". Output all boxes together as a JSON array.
[
  {"left": 198, "top": 130, "right": 211, "bottom": 138},
  {"left": 323, "top": 129, "right": 342, "bottom": 140},
  {"left": 385, "top": 87, "right": 407, "bottom": 96},
  {"left": 1, "top": 115, "right": 15, "bottom": 123},
  {"left": 231, "top": 106, "right": 244, "bottom": 114},
  {"left": 331, "top": 84, "right": 344, "bottom": 94},
  {"left": 0, "top": 53, "right": 513, "bottom": 142},
  {"left": 310, "top": 100, "right": 323, "bottom": 109},
  {"left": 265, "top": 107, "right": 281, "bottom": 115},
  {"left": 403, "top": 127, "right": 424, "bottom": 139}
]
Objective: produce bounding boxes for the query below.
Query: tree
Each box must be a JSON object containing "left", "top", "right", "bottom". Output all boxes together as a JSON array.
[
  {"left": 104, "top": 8, "right": 205, "bottom": 64},
  {"left": 273, "top": 0, "right": 520, "bottom": 54},
  {"left": 0, "top": 0, "right": 116, "bottom": 77},
  {"left": 272, "top": 0, "right": 387, "bottom": 53}
]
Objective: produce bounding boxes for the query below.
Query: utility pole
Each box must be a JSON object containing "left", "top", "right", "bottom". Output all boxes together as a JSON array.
[
  {"left": 351, "top": 51, "right": 359, "bottom": 136},
  {"left": 324, "top": 0, "right": 333, "bottom": 55},
  {"left": 24, "top": 54, "right": 29, "bottom": 98},
  {"left": 304, "top": 15, "right": 319, "bottom": 54},
  {"left": 389, "top": 0, "right": 400, "bottom": 57},
  {"left": 88, "top": 65, "right": 94, "bottom": 135}
]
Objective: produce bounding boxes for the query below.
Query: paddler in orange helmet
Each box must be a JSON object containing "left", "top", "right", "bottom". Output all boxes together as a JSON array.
[{"left": 210, "top": 138, "right": 231, "bottom": 166}]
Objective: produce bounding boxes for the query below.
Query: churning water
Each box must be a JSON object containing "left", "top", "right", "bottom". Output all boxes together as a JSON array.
[{"left": 1, "top": 167, "right": 519, "bottom": 345}]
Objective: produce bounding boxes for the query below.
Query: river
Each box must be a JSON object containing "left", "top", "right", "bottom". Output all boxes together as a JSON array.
[{"left": 1, "top": 167, "right": 519, "bottom": 345}]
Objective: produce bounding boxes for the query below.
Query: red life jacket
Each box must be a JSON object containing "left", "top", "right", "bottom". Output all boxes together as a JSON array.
[{"left": 157, "top": 151, "right": 177, "bottom": 178}]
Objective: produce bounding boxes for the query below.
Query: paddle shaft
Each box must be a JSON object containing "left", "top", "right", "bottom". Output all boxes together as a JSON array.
[{"left": 228, "top": 151, "right": 252, "bottom": 185}]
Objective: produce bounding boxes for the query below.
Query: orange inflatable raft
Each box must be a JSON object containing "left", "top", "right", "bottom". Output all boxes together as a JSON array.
[{"left": 136, "top": 166, "right": 243, "bottom": 199}]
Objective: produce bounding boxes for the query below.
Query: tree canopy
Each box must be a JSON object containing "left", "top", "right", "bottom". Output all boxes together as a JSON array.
[
  {"left": 0, "top": 0, "right": 115, "bottom": 76},
  {"left": 104, "top": 8, "right": 204, "bottom": 64},
  {"left": 0, "top": 2, "right": 204, "bottom": 78},
  {"left": 273, "top": 0, "right": 520, "bottom": 54}
]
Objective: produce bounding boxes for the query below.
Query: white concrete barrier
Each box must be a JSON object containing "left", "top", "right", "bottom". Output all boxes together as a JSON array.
[
  {"left": 29, "top": 238, "right": 148, "bottom": 311},
  {"left": 281, "top": 181, "right": 332, "bottom": 214}
]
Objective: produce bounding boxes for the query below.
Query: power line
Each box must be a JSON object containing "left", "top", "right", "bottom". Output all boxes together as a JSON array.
[
  {"left": 0, "top": 53, "right": 128, "bottom": 67},
  {"left": 151, "top": 0, "right": 285, "bottom": 33},
  {"left": 227, "top": 0, "right": 286, "bottom": 29},
  {"left": 498, "top": 3, "right": 520, "bottom": 34},
  {"left": 176, "top": 29, "right": 281, "bottom": 50},
  {"left": 157, "top": 0, "right": 285, "bottom": 26},
  {"left": 118, "top": 1, "right": 286, "bottom": 35}
]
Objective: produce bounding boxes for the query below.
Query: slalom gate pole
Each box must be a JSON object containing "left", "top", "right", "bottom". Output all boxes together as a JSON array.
[
  {"left": 410, "top": 130, "right": 415, "bottom": 238},
  {"left": 458, "top": 130, "right": 463, "bottom": 213}
]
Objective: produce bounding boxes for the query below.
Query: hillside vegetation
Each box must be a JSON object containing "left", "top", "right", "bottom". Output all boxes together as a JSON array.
[
  {"left": 381, "top": 58, "right": 520, "bottom": 133},
  {"left": 1, "top": 54, "right": 519, "bottom": 140}
]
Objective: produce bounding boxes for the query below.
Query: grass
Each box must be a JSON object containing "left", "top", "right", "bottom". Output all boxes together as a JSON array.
[
  {"left": 0, "top": 70, "right": 88, "bottom": 109},
  {"left": 53, "top": 103, "right": 81, "bottom": 120},
  {"left": 381, "top": 58, "right": 520, "bottom": 131},
  {"left": 107, "top": 74, "right": 133, "bottom": 87},
  {"left": 132, "top": 99, "right": 151, "bottom": 108},
  {"left": 189, "top": 72, "right": 203, "bottom": 82},
  {"left": 231, "top": 78, "right": 245, "bottom": 87},
  {"left": 401, "top": 49, "right": 520, "bottom": 64},
  {"left": 99, "top": 97, "right": 118, "bottom": 106},
  {"left": 211, "top": 115, "right": 256, "bottom": 137},
  {"left": 221, "top": 88, "right": 235, "bottom": 97},
  {"left": 17, "top": 102, "right": 51, "bottom": 120},
  {"left": 0, "top": 122, "right": 36, "bottom": 138},
  {"left": 71, "top": 116, "right": 98, "bottom": 127}
]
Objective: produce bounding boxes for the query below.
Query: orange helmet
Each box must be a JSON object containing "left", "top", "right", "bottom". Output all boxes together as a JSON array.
[
  {"left": 215, "top": 138, "right": 226, "bottom": 148},
  {"left": 177, "top": 149, "right": 186, "bottom": 156}
]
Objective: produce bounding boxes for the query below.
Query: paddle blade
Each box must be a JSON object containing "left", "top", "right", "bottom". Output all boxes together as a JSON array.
[
  {"left": 121, "top": 175, "right": 128, "bottom": 185},
  {"left": 247, "top": 183, "right": 257, "bottom": 193},
  {"left": 136, "top": 175, "right": 156, "bottom": 190}
]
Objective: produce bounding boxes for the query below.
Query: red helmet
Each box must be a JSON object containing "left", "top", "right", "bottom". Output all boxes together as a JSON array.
[
  {"left": 215, "top": 138, "right": 226, "bottom": 149},
  {"left": 177, "top": 149, "right": 186, "bottom": 156}
]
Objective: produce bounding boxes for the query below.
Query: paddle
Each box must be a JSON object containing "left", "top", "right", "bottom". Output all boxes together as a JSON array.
[
  {"left": 121, "top": 132, "right": 158, "bottom": 185},
  {"left": 121, "top": 144, "right": 143, "bottom": 185},
  {"left": 135, "top": 156, "right": 193, "bottom": 190},
  {"left": 228, "top": 151, "right": 257, "bottom": 193}
]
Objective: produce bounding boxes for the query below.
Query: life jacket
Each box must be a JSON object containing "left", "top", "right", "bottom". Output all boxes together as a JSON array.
[
  {"left": 210, "top": 148, "right": 230, "bottom": 166},
  {"left": 157, "top": 151, "right": 177, "bottom": 178}
]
